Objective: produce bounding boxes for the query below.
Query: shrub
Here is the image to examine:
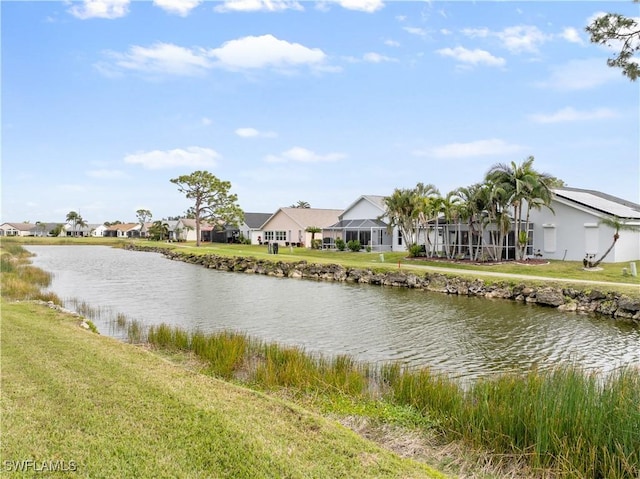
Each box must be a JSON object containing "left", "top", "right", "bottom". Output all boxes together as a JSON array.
[
  {"left": 335, "top": 238, "right": 346, "bottom": 251},
  {"left": 409, "top": 244, "right": 423, "bottom": 257},
  {"left": 347, "top": 240, "right": 361, "bottom": 252}
]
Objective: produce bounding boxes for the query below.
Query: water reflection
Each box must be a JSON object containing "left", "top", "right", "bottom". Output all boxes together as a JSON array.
[{"left": 26, "top": 245, "right": 640, "bottom": 380}]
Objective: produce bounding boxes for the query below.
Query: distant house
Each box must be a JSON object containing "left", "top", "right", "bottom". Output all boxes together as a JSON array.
[
  {"left": 63, "top": 222, "right": 97, "bottom": 237},
  {"left": 90, "top": 224, "right": 109, "bottom": 237},
  {"left": 242, "top": 213, "right": 272, "bottom": 244},
  {"left": 261, "top": 208, "right": 342, "bottom": 247},
  {"left": 0, "top": 222, "right": 36, "bottom": 237},
  {"left": 324, "top": 195, "right": 396, "bottom": 251},
  {"left": 104, "top": 223, "right": 140, "bottom": 238},
  {"left": 528, "top": 187, "right": 640, "bottom": 263}
]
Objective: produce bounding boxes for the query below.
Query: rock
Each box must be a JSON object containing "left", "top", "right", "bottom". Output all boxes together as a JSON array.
[{"left": 535, "top": 288, "right": 565, "bottom": 307}]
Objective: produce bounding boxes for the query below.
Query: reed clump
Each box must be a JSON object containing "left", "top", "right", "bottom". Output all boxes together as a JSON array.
[
  {"left": 139, "top": 321, "right": 639, "bottom": 478},
  {"left": 1, "top": 244, "right": 61, "bottom": 304},
  {"left": 383, "top": 365, "right": 640, "bottom": 479}
]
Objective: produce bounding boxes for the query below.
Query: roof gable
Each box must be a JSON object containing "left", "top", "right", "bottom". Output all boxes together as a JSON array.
[
  {"left": 243, "top": 212, "right": 272, "bottom": 229},
  {"left": 1, "top": 222, "right": 35, "bottom": 231},
  {"left": 263, "top": 208, "right": 342, "bottom": 230}
]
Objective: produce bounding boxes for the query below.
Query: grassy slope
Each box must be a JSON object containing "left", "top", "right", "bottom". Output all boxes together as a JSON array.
[{"left": 1, "top": 300, "right": 445, "bottom": 479}]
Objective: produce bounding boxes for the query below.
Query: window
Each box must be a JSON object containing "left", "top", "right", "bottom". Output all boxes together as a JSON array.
[
  {"left": 275, "top": 231, "right": 287, "bottom": 241},
  {"left": 584, "top": 223, "right": 599, "bottom": 255},
  {"left": 264, "top": 231, "right": 274, "bottom": 241},
  {"left": 397, "top": 230, "right": 403, "bottom": 246},
  {"left": 543, "top": 224, "right": 556, "bottom": 253}
]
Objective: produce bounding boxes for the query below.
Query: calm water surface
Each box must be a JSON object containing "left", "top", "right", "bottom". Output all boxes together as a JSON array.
[{"left": 27, "top": 245, "right": 640, "bottom": 380}]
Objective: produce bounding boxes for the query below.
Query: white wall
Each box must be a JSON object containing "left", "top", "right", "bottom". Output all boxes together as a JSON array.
[{"left": 529, "top": 199, "right": 640, "bottom": 263}]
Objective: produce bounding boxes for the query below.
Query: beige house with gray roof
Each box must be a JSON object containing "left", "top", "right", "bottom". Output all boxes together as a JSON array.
[{"left": 260, "top": 208, "right": 342, "bottom": 247}]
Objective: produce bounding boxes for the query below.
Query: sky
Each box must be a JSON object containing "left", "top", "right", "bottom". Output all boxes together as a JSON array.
[{"left": 2, "top": 0, "right": 639, "bottom": 224}]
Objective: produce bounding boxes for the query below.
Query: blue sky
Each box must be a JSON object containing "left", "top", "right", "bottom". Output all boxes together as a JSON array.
[{"left": 2, "top": 0, "right": 639, "bottom": 224}]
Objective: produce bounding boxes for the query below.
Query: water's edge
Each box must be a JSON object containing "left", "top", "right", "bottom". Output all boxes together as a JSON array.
[{"left": 126, "top": 244, "right": 640, "bottom": 323}]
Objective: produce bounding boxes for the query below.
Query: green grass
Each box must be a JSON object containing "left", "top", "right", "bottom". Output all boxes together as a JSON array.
[
  {"left": 140, "top": 321, "right": 640, "bottom": 479},
  {"left": 1, "top": 301, "right": 446, "bottom": 479},
  {"left": 136, "top": 241, "right": 640, "bottom": 290},
  {"left": 6, "top": 235, "right": 639, "bottom": 289}
]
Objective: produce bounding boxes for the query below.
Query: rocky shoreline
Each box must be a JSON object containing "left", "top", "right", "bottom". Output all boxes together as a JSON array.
[{"left": 125, "top": 244, "right": 640, "bottom": 323}]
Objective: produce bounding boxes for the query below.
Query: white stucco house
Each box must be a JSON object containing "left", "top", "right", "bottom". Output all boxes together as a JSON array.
[
  {"left": 528, "top": 187, "right": 640, "bottom": 263},
  {"left": 323, "top": 195, "right": 398, "bottom": 251},
  {"left": 0, "top": 222, "right": 36, "bottom": 236}
]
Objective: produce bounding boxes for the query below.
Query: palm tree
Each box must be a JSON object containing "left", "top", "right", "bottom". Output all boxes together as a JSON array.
[
  {"left": 440, "top": 191, "right": 461, "bottom": 258},
  {"left": 35, "top": 221, "right": 46, "bottom": 237},
  {"left": 65, "top": 211, "right": 86, "bottom": 237},
  {"left": 66, "top": 211, "right": 80, "bottom": 236},
  {"left": 305, "top": 226, "right": 322, "bottom": 248},
  {"left": 486, "top": 157, "right": 555, "bottom": 260},
  {"left": 589, "top": 216, "right": 640, "bottom": 267},
  {"left": 149, "top": 221, "right": 170, "bottom": 241},
  {"left": 291, "top": 200, "right": 310, "bottom": 208}
]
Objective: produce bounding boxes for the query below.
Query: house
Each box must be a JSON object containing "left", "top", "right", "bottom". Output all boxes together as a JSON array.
[
  {"left": 261, "top": 208, "right": 342, "bottom": 247},
  {"left": 324, "top": 195, "right": 397, "bottom": 251},
  {"left": 103, "top": 223, "right": 140, "bottom": 238},
  {"left": 0, "top": 222, "right": 36, "bottom": 236},
  {"left": 91, "top": 224, "right": 109, "bottom": 237},
  {"left": 528, "top": 187, "right": 640, "bottom": 263},
  {"left": 63, "top": 222, "right": 97, "bottom": 237},
  {"left": 242, "top": 213, "right": 272, "bottom": 244}
]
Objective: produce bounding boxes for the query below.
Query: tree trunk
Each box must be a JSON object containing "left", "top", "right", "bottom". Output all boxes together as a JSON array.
[{"left": 591, "top": 235, "right": 619, "bottom": 267}]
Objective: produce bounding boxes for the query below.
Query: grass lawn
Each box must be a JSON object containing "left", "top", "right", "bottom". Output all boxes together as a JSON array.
[
  {"left": 8, "top": 236, "right": 640, "bottom": 286},
  {"left": 133, "top": 241, "right": 640, "bottom": 294},
  {"left": 0, "top": 300, "right": 446, "bottom": 479}
]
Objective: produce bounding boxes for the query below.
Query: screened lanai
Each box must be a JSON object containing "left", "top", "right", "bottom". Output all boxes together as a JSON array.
[{"left": 323, "top": 218, "right": 392, "bottom": 251}]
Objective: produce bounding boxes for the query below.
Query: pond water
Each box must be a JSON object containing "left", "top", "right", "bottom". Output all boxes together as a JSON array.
[{"left": 26, "top": 245, "right": 640, "bottom": 380}]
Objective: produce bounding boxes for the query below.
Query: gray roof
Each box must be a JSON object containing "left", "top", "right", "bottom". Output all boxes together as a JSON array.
[
  {"left": 243, "top": 212, "right": 272, "bottom": 229},
  {"left": 326, "top": 218, "right": 387, "bottom": 229},
  {"left": 553, "top": 187, "right": 640, "bottom": 220}
]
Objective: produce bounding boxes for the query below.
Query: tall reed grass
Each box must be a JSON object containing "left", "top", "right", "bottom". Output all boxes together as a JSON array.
[
  {"left": 139, "top": 320, "right": 639, "bottom": 478},
  {"left": 1, "top": 244, "right": 61, "bottom": 304}
]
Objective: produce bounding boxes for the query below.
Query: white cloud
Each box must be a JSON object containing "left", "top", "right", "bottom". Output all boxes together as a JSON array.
[
  {"left": 384, "top": 39, "right": 400, "bottom": 47},
  {"left": 124, "top": 147, "right": 219, "bottom": 169},
  {"left": 265, "top": 147, "right": 346, "bottom": 163},
  {"left": 461, "top": 27, "right": 490, "bottom": 39},
  {"left": 103, "top": 42, "right": 212, "bottom": 76},
  {"left": 363, "top": 52, "right": 396, "bottom": 63},
  {"left": 498, "top": 25, "right": 548, "bottom": 54},
  {"left": 201, "top": 117, "right": 213, "bottom": 126},
  {"left": 209, "top": 34, "right": 326, "bottom": 71},
  {"left": 440, "top": 28, "right": 453, "bottom": 35},
  {"left": 315, "top": 0, "right": 383, "bottom": 13},
  {"left": 86, "top": 169, "right": 130, "bottom": 179},
  {"left": 214, "top": 0, "right": 303, "bottom": 13},
  {"left": 153, "top": 0, "right": 201, "bottom": 16},
  {"left": 537, "top": 58, "right": 620, "bottom": 90},
  {"left": 403, "top": 26, "right": 427, "bottom": 37},
  {"left": 559, "top": 27, "right": 583, "bottom": 44},
  {"left": 414, "top": 139, "right": 524, "bottom": 159},
  {"left": 68, "top": 0, "right": 129, "bottom": 19},
  {"left": 528, "top": 107, "right": 617, "bottom": 123},
  {"left": 436, "top": 46, "right": 505, "bottom": 67},
  {"left": 98, "top": 35, "right": 329, "bottom": 77},
  {"left": 331, "top": 0, "right": 384, "bottom": 13},
  {"left": 462, "top": 25, "right": 549, "bottom": 54},
  {"left": 235, "top": 127, "right": 277, "bottom": 138}
]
